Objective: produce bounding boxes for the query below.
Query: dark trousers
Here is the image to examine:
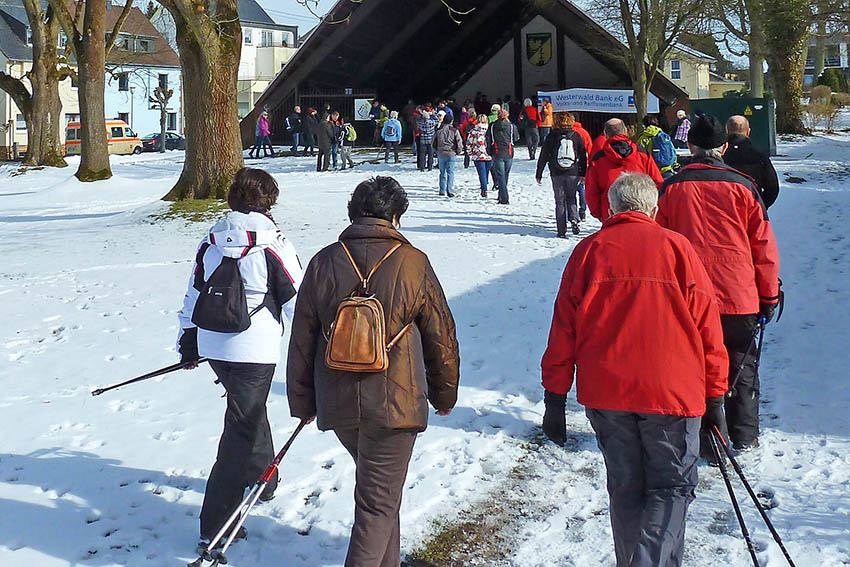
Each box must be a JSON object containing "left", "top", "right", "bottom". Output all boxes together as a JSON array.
[
  {"left": 526, "top": 127, "right": 540, "bottom": 159},
  {"left": 384, "top": 141, "right": 399, "bottom": 162},
  {"left": 551, "top": 173, "right": 580, "bottom": 236},
  {"left": 492, "top": 157, "right": 513, "bottom": 203},
  {"left": 290, "top": 132, "right": 301, "bottom": 154},
  {"left": 722, "top": 314, "right": 760, "bottom": 447},
  {"left": 317, "top": 147, "right": 331, "bottom": 171},
  {"left": 578, "top": 178, "right": 587, "bottom": 217},
  {"left": 335, "top": 427, "right": 417, "bottom": 567},
  {"left": 587, "top": 408, "right": 699, "bottom": 567},
  {"left": 331, "top": 142, "right": 339, "bottom": 168},
  {"left": 417, "top": 142, "right": 433, "bottom": 170},
  {"left": 200, "top": 360, "right": 277, "bottom": 539}
]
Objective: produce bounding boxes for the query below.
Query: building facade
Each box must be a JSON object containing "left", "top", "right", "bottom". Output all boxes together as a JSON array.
[
  {"left": 0, "top": 1, "right": 181, "bottom": 158},
  {"left": 804, "top": 33, "right": 850, "bottom": 90},
  {"left": 150, "top": 0, "right": 300, "bottom": 119},
  {"left": 662, "top": 44, "right": 714, "bottom": 100}
]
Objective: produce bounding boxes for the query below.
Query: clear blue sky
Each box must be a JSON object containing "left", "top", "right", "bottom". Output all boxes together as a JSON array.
[{"left": 256, "top": 0, "right": 330, "bottom": 29}]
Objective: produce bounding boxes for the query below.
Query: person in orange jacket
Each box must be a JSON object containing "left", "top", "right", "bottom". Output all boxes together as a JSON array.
[
  {"left": 541, "top": 172, "right": 728, "bottom": 567},
  {"left": 585, "top": 119, "right": 663, "bottom": 221},
  {"left": 538, "top": 96, "right": 554, "bottom": 140}
]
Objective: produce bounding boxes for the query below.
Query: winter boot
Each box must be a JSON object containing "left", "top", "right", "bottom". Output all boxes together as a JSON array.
[{"left": 571, "top": 220, "right": 580, "bottom": 235}]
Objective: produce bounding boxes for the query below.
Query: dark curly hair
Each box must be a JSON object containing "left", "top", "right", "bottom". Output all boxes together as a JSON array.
[
  {"left": 227, "top": 167, "right": 279, "bottom": 213},
  {"left": 347, "top": 176, "right": 409, "bottom": 223}
]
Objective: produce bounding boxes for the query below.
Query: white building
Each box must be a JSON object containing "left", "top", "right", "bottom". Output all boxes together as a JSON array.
[
  {"left": 150, "top": 0, "right": 299, "bottom": 119},
  {"left": 804, "top": 33, "right": 850, "bottom": 90}
]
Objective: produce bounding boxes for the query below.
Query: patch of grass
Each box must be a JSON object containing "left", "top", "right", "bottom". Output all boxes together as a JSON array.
[
  {"left": 150, "top": 199, "right": 228, "bottom": 224},
  {"left": 9, "top": 165, "right": 45, "bottom": 177},
  {"left": 405, "top": 516, "right": 504, "bottom": 567}
]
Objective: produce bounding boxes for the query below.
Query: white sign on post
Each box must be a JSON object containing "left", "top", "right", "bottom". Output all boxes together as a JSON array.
[
  {"left": 537, "top": 88, "right": 660, "bottom": 114},
  {"left": 354, "top": 99, "right": 373, "bottom": 121}
]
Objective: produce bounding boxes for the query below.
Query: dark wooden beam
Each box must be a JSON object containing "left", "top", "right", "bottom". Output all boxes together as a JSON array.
[
  {"left": 353, "top": 0, "right": 445, "bottom": 86},
  {"left": 556, "top": 26, "right": 566, "bottom": 89},
  {"left": 514, "top": 27, "right": 523, "bottom": 101}
]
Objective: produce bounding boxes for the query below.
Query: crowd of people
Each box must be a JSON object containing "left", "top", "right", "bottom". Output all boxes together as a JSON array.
[{"left": 181, "top": 102, "right": 784, "bottom": 567}]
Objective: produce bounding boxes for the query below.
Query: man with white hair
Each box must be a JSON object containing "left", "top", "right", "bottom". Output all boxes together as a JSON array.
[
  {"left": 671, "top": 109, "right": 691, "bottom": 149},
  {"left": 541, "top": 172, "right": 728, "bottom": 567},
  {"left": 657, "top": 114, "right": 781, "bottom": 458}
]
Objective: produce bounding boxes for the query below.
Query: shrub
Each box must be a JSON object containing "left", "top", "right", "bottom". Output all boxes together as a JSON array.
[
  {"left": 811, "top": 85, "right": 832, "bottom": 104},
  {"left": 816, "top": 68, "right": 849, "bottom": 93},
  {"left": 831, "top": 92, "right": 850, "bottom": 108}
]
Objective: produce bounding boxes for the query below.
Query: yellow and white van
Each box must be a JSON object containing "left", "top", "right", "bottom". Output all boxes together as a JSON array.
[{"left": 65, "top": 120, "right": 143, "bottom": 156}]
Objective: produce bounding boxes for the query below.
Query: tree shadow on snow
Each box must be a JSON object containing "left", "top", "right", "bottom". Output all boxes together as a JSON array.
[{"left": 0, "top": 448, "right": 347, "bottom": 566}]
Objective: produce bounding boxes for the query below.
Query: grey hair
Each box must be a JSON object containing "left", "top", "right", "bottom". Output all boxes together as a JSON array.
[
  {"left": 390, "top": 110, "right": 399, "bottom": 119},
  {"left": 608, "top": 172, "right": 659, "bottom": 215},
  {"left": 691, "top": 145, "right": 725, "bottom": 160},
  {"left": 523, "top": 98, "right": 532, "bottom": 106},
  {"left": 603, "top": 118, "right": 627, "bottom": 138}
]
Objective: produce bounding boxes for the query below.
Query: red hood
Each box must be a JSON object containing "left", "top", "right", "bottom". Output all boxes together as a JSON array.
[{"left": 603, "top": 135, "right": 636, "bottom": 164}]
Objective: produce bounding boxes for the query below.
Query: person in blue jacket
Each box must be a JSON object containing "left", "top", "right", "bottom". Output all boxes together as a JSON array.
[{"left": 381, "top": 111, "right": 403, "bottom": 164}]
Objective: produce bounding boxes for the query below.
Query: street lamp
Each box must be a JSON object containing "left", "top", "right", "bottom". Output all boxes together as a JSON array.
[{"left": 129, "top": 86, "right": 135, "bottom": 129}]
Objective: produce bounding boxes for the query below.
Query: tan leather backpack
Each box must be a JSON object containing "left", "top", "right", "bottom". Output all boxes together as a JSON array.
[{"left": 325, "top": 241, "right": 413, "bottom": 373}]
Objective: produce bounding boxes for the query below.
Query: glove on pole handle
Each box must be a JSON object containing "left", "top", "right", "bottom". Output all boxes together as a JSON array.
[
  {"left": 91, "top": 358, "right": 209, "bottom": 396},
  {"left": 711, "top": 429, "right": 760, "bottom": 567},
  {"left": 713, "top": 426, "right": 797, "bottom": 567}
]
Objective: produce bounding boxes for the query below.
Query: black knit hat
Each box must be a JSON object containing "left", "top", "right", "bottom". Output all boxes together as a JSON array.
[{"left": 687, "top": 114, "right": 727, "bottom": 149}]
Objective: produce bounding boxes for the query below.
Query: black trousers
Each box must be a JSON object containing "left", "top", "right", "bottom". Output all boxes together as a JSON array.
[
  {"left": 384, "top": 141, "right": 399, "bottom": 162},
  {"left": 200, "top": 360, "right": 277, "bottom": 539},
  {"left": 551, "top": 173, "right": 580, "bottom": 236},
  {"left": 587, "top": 409, "right": 699, "bottom": 567},
  {"left": 317, "top": 147, "right": 331, "bottom": 171},
  {"left": 722, "top": 314, "right": 760, "bottom": 447}
]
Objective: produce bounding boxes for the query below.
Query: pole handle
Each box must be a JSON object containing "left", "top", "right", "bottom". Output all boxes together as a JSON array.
[{"left": 91, "top": 357, "right": 209, "bottom": 396}]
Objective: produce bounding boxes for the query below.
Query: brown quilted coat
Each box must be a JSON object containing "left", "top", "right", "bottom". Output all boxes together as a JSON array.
[{"left": 286, "top": 218, "right": 460, "bottom": 431}]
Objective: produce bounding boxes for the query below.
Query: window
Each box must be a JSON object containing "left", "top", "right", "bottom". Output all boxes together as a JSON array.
[
  {"left": 67, "top": 128, "right": 77, "bottom": 141},
  {"left": 125, "top": 128, "right": 136, "bottom": 138},
  {"left": 825, "top": 46, "right": 841, "bottom": 67},
  {"left": 118, "top": 112, "right": 129, "bottom": 124},
  {"left": 282, "top": 31, "right": 294, "bottom": 47},
  {"left": 26, "top": 27, "right": 32, "bottom": 46},
  {"left": 136, "top": 37, "right": 154, "bottom": 53},
  {"left": 670, "top": 59, "right": 681, "bottom": 80},
  {"left": 115, "top": 33, "right": 132, "bottom": 51},
  {"left": 167, "top": 112, "right": 177, "bottom": 131},
  {"left": 243, "top": 28, "right": 252, "bottom": 45},
  {"left": 261, "top": 30, "right": 273, "bottom": 47},
  {"left": 59, "top": 31, "right": 68, "bottom": 48},
  {"left": 158, "top": 73, "right": 169, "bottom": 90},
  {"left": 16, "top": 114, "right": 26, "bottom": 130},
  {"left": 118, "top": 72, "right": 129, "bottom": 91},
  {"left": 111, "top": 126, "right": 124, "bottom": 138},
  {"left": 65, "top": 113, "right": 80, "bottom": 125}
]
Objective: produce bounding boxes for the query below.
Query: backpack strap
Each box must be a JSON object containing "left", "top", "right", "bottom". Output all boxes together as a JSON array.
[{"left": 339, "top": 241, "right": 403, "bottom": 293}]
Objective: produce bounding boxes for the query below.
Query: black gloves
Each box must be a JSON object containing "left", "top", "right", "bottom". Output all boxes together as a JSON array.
[
  {"left": 702, "top": 396, "right": 726, "bottom": 434},
  {"left": 542, "top": 390, "right": 567, "bottom": 446},
  {"left": 759, "top": 301, "right": 777, "bottom": 324},
  {"left": 178, "top": 327, "right": 199, "bottom": 364}
]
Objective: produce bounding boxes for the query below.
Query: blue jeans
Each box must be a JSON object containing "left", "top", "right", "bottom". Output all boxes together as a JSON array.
[
  {"left": 474, "top": 160, "right": 492, "bottom": 193},
  {"left": 331, "top": 143, "right": 339, "bottom": 168},
  {"left": 539, "top": 127, "right": 551, "bottom": 141},
  {"left": 492, "top": 157, "right": 512, "bottom": 203},
  {"left": 438, "top": 156, "right": 455, "bottom": 195},
  {"left": 291, "top": 132, "right": 301, "bottom": 153}
]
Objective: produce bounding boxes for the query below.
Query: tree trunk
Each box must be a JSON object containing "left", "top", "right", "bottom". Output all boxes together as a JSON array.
[
  {"left": 763, "top": 0, "right": 810, "bottom": 134},
  {"left": 163, "top": 11, "right": 242, "bottom": 200},
  {"left": 812, "top": 20, "right": 826, "bottom": 83},
  {"left": 631, "top": 59, "right": 649, "bottom": 128},
  {"left": 76, "top": 1, "right": 111, "bottom": 181},
  {"left": 160, "top": 106, "right": 167, "bottom": 153},
  {"left": 26, "top": 14, "right": 66, "bottom": 168},
  {"left": 748, "top": 53, "right": 765, "bottom": 98}
]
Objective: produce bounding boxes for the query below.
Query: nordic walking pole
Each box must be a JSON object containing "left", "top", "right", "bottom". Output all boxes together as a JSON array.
[
  {"left": 710, "top": 429, "right": 760, "bottom": 567},
  {"left": 91, "top": 358, "right": 209, "bottom": 396},
  {"left": 188, "top": 419, "right": 309, "bottom": 567},
  {"left": 713, "top": 426, "right": 796, "bottom": 567}
]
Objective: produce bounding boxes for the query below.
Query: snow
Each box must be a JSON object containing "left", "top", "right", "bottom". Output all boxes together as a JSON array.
[{"left": 1, "top": 135, "right": 849, "bottom": 566}]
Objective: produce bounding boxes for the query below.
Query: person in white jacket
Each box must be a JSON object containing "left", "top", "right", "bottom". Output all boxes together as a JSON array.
[{"left": 176, "top": 167, "right": 303, "bottom": 548}]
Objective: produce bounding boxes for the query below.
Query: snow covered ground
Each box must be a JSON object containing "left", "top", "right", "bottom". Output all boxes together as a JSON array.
[{"left": 1, "top": 133, "right": 848, "bottom": 567}]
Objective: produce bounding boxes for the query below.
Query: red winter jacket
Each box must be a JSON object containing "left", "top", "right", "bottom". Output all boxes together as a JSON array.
[
  {"left": 656, "top": 157, "right": 780, "bottom": 315},
  {"left": 541, "top": 212, "right": 728, "bottom": 416},
  {"left": 585, "top": 135, "right": 663, "bottom": 220},
  {"left": 572, "top": 122, "right": 593, "bottom": 169},
  {"left": 589, "top": 135, "right": 606, "bottom": 162}
]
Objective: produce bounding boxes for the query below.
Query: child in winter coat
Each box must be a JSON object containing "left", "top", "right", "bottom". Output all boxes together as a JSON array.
[{"left": 467, "top": 114, "right": 492, "bottom": 197}]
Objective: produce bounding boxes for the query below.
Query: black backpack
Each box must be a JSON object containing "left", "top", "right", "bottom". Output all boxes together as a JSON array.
[{"left": 192, "top": 250, "right": 262, "bottom": 333}]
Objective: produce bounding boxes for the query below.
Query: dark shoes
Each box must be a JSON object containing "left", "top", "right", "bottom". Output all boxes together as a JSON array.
[
  {"left": 198, "top": 526, "right": 247, "bottom": 553},
  {"left": 733, "top": 438, "right": 759, "bottom": 452},
  {"left": 579, "top": 211, "right": 586, "bottom": 221},
  {"left": 481, "top": 190, "right": 487, "bottom": 197},
  {"left": 571, "top": 220, "right": 580, "bottom": 235},
  {"left": 447, "top": 192, "right": 455, "bottom": 198}
]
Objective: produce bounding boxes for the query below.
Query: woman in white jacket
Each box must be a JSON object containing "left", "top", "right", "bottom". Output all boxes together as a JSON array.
[{"left": 177, "top": 167, "right": 303, "bottom": 548}]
